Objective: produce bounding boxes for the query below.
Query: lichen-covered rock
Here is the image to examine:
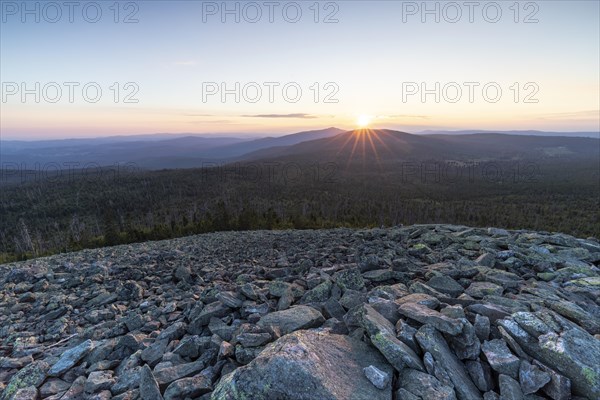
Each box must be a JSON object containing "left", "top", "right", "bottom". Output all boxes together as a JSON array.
[
  {"left": 360, "top": 304, "right": 424, "bottom": 372},
  {"left": 211, "top": 330, "right": 394, "bottom": 400},
  {"left": 498, "top": 311, "right": 600, "bottom": 398},
  {"left": 1, "top": 361, "right": 49, "bottom": 400}
]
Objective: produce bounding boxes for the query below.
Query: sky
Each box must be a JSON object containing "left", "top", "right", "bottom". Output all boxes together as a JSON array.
[{"left": 1, "top": 0, "right": 599, "bottom": 139}]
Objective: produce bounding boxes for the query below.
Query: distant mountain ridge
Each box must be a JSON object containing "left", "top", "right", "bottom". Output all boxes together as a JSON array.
[
  {"left": 240, "top": 129, "right": 600, "bottom": 164},
  {"left": 0, "top": 128, "right": 344, "bottom": 169},
  {"left": 418, "top": 129, "right": 600, "bottom": 139},
  {"left": 2, "top": 127, "right": 598, "bottom": 170}
]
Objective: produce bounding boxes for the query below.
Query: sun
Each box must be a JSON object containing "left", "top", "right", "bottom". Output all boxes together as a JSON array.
[{"left": 357, "top": 115, "right": 372, "bottom": 128}]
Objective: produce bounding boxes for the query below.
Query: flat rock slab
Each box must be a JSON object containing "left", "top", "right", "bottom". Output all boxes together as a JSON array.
[
  {"left": 211, "top": 329, "right": 394, "bottom": 400},
  {"left": 257, "top": 305, "right": 325, "bottom": 335},
  {"left": 48, "top": 339, "right": 95, "bottom": 377},
  {"left": 498, "top": 311, "right": 600, "bottom": 399},
  {"left": 399, "top": 369, "right": 457, "bottom": 400},
  {"left": 398, "top": 302, "right": 464, "bottom": 335},
  {"left": 415, "top": 325, "right": 482, "bottom": 400},
  {"left": 481, "top": 339, "right": 521, "bottom": 379},
  {"left": 361, "top": 304, "right": 424, "bottom": 372}
]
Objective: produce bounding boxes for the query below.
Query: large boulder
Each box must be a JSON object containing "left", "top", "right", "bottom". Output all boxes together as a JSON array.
[
  {"left": 498, "top": 310, "right": 600, "bottom": 398},
  {"left": 211, "top": 330, "right": 393, "bottom": 400}
]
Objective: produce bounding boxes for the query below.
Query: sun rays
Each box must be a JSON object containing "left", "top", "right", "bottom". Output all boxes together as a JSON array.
[{"left": 334, "top": 128, "right": 395, "bottom": 170}]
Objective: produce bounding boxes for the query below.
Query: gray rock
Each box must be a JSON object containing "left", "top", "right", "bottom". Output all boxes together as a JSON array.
[
  {"left": 396, "top": 388, "right": 420, "bottom": 400},
  {"left": 532, "top": 360, "right": 571, "bottom": 400},
  {"left": 39, "top": 378, "right": 71, "bottom": 397},
  {"left": 212, "top": 330, "right": 394, "bottom": 400},
  {"left": 447, "top": 318, "right": 481, "bottom": 360},
  {"left": 257, "top": 305, "right": 325, "bottom": 335},
  {"left": 172, "top": 335, "right": 207, "bottom": 359},
  {"left": 48, "top": 339, "right": 95, "bottom": 377},
  {"left": 499, "top": 374, "right": 524, "bottom": 400},
  {"left": 300, "top": 279, "right": 333, "bottom": 303},
  {"left": 173, "top": 264, "right": 193, "bottom": 283},
  {"left": 111, "top": 366, "right": 141, "bottom": 395},
  {"left": 465, "top": 359, "right": 494, "bottom": 392},
  {"left": 85, "top": 371, "right": 115, "bottom": 394},
  {"left": 216, "top": 291, "right": 243, "bottom": 309},
  {"left": 334, "top": 267, "right": 366, "bottom": 291},
  {"left": 157, "top": 321, "right": 186, "bottom": 342},
  {"left": 141, "top": 338, "right": 169, "bottom": 367},
  {"left": 398, "top": 302, "right": 464, "bottom": 335},
  {"left": 427, "top": 276, "right": 464, "bottom": 298},
  {"left": 519, "top": 360, "right": 551, "bottom": 395},
  {"left": 396, "top": 293, "right": 440, "bottom": 309},
  {"left": 363, "top": 365, "right": 390, "bottom": 389},
  {"left": 153, "top": 360, "right": 206, "bottom": 389},
  {"left": 1, "top": 361, "right": 49, "bottom": 400},
  {"left": 498, "top": 311, "right": 600, "bottom": 398},
  {"left": 360, "top": 304, "right": 424, "bottom": 372},
  {"left": 415, "top": 325, "right": 482, "bottom": 400},
  {"left": 10, "top": 387, "right": 38, "bottom": 400},
  {"left": 188, "top": 301, "right": 231, "bottom": 331},
  {"left": 236, "top": 332, "right": 271, "bottom": 348},
  {"left": 59, "top": 376, "right": 86, "bottom": 400},
  {"left": 163, "top": 375, "right": 212, "bottom": 400},
  {"left": 474, "top": 314, "right": 491, "bottom": 342},
  {"left": 399, "top": 369, "right": 457, "bottom": 400},
  {"left": 481, "top": 339, "right": 521, "bottom": 379},
  {"left": 235, "top": 344, "right": 263, "bottom": 365},
  {"left": 395, "top": 319, "right": 420, "bottom": 354},
  {"left": 423, "top": 352, "right": 454, "bottom": 388},
  {"left": 466, "top": 303, "right": 511, "bottom": 323},
  {"left": 465, "top": 282, "right": 503, "bottom": 298},
  {"left": 139, "top": 364, "right": 163, "bottom": 400}
]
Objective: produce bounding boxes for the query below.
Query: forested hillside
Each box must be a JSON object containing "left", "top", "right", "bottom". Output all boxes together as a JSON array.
[{"left": 1, "top": 155, "right": 598, "bottom": 263}]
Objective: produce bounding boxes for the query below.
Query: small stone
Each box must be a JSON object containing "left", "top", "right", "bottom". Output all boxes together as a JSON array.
[
  {"left": 474, "top": 314, "right": 491, "bottom": 342},
  {"left": 163, "top": 375, "right": 212, "bottom": 400},
  {"left": 465, "top": 359, "right": 494, "bottom": 392},
  {"left": 396, "top": 293, "right": 440, "bottom": 309},
  {"left": 427, "top": 276, "right": 464, "bottom": 298},
  {"left": 361, "top": 305, "right": 424, "bottom": 372},
  {"left": 236, "top": 332, "right": 271, "bottom": 348},
  {"left": 334, "top": 268, "right": 366, "bottom": 291},
  {"left": 39, "top": 378, "right": 71, "bottom": 397},
  {"left": 519, "top": 360, "right": 551, "bottom": 395},
  {"left": 399, "top": 369, "right": 457, "bottom": 400},
  {"left": 85, "top": 371, "right": 115, "bottom": 394},
  {"left": 499, "top": 374, "right": 524, "bottom": 400},
  {"left": 533, "top": 360, "right": 571, "bottom": 400},
  {"left": 465, "top": 282, "right": 503, "bottom": 298},
  {"left": 216, "top": 291, "right": 243, "bottom": 308},
  {"left": 398, "top": 302, "right": 464, "bottom": 335},
  {"left": 481, "top": 339, "right": 521, "bottom": 379},
  {"left": 11, "top": 387, "right": 38, "bottom": 400},
  {"left": 157, "top": 321, "right": 186, "bottom": 342},
  {"left": 139, "top": 364, "right": 163, "bottom": 400},
  {"left": 364, "top": 365, "right": 390, "bottom": 389}
]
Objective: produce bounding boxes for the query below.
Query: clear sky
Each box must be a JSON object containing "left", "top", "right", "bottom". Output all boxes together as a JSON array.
[{"left": 1, "top": 0, "right": 599, "bottom": 139}]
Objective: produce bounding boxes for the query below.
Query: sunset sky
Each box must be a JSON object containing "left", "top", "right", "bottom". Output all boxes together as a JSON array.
[{"left": 1, "top": 0, "right": 599, "bottom": 139}]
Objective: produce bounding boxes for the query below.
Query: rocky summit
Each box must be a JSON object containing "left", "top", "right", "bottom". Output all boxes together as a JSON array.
[{"left": 1, "top": 225, "right": 599, "bottom": 400}]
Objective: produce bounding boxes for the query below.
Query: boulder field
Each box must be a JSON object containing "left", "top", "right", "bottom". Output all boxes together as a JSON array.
[{"left": 0, "top": 224, "right": 599, "bottom": 399}]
